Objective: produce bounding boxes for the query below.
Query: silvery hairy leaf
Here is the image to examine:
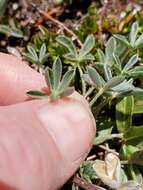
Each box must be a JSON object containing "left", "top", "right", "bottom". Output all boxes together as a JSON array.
[
  {"left": 129, "top": 21, "right": 139, "bottom": 48},
  {"left": 79, "top": 34, "right": 95, "bottom": 57},
  {"left": 56, "top": 35, "right": 77, "bottom": 55}
]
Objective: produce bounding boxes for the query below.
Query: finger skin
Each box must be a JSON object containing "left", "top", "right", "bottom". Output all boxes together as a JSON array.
[
  {"left": 0, "top": 98, "right": 95, "bottom": 190},
  {"left": 0, "top": 53, "right": 46, "bottom": 105},
  {"left": 0, "top": 53, "right": 96, "bottom": 190}
]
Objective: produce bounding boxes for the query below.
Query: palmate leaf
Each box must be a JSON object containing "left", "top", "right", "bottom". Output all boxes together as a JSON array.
[
  {"left": 123, "top": 54, "right": 139, "bottom": 72},
  {"left": 79, "top": 34, "right": 95, "bottom": 57},
  {"left": 129, "top": 21, "right": 139, "bottom": 47},
  {"left": 27, "top": 45, "right": 38, "bottom": 61},
  {"left": 56, "top": 35, "right": 77, "bottom": 55},
  {"left": 27, "top": 58, "right": 75, "bottom": 100}
]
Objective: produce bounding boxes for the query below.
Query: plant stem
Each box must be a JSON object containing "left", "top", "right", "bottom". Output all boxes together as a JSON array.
[
  {"left": 98, "top": 145, "right": 119, "bottom": 156},
  {"left": 89, "top": 88, "right": 104, "bottom": 107},
  {"left": 34, "top": 6, "right": 83, "bottom": 47},
  {"left": 84, "top": 87, "right": 95, "bottom": 99},
  {"left": 78, "top": 66, "right": 86, "bottom": 96},
  {"left": 73, "top": 175, "right": 105, "bottom": 190},
  {"left": 107, "top": 133, "right": 123, "bottom": 140}
]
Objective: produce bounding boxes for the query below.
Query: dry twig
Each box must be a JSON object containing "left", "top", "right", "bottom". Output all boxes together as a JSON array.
[
  {"left": 73, "top": 175, "right": 106, "bottom": 190},
  {"left": 31, "top": 3, "right": 83, "bottom": 47}
]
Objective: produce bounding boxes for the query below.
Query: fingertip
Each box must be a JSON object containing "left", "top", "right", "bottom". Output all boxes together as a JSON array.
[{"left": 0, "top": 53, "right": 46, "bottom": 105}]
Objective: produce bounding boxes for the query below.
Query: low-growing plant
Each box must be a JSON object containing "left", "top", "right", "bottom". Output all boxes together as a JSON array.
[
  {"left": 56, "top": 34, "right": 95, "bottom": 95},
  {"left": 24, "top": 43, "right": 48, "bottom": 68},
  {"left": 25, "top": 21, "right": 143, "bottom": 190}
]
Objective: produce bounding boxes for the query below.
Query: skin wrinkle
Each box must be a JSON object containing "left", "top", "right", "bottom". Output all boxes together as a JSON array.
[
  {"left": 0, "top": 105, "right": 61, "bottom": 190},
  {"left": 0, "top": 53, "right": 96, "bottom": 190}
]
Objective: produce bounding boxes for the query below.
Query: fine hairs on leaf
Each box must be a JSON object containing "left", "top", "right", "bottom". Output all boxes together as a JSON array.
[
  {"left": 25, "top": 43, "right": 48, "bottom": 65},
  {"left": 56, "top": 35, "right": 77, "bottom": 55},
  {"left": 27, "top": 57, "right": 75, "bottom": 100},
  {"left": 56, "top": 34, "right": 95, "bottom": 64}
]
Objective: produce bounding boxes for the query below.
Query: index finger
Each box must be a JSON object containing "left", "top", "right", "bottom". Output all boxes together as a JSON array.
[{"left": 0, "top": 53, "right": 46, "bottom": 105}]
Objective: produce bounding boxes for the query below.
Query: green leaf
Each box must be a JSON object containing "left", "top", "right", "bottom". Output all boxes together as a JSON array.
[
  {"left": 94, "top": 114, "right": 115, "bottom": 145},
  {"left": 123, "top": 54, "right": 139, "bottom": 72},
  {"left": 98, "top": 49, "right": 105, "bottom": 63},
  {"left": 116, "top": 96, "right": 134, "bottom": 133},
  {"left": 105, "top": 37, "right": 116, "bottom": 61},
  {"left": 104, "top": 76, "right": 125, "bottom": 91},
  {"left": 27, "top": 90, "right": 48, "bottom": 98},
  {"left": 24, "top": 53, "right": 38, "bottom": 64},
  {"left": 87, "top": 66, "right": 104, "bottom": 89},
  {"left": 124, "top": 125, "right": 143, "bottom": 145},
  {"left": 128, "top": 66, "right": 143, "bottom": 77},
  {"left": 83, "top": 74, "right": 95, "bottom": 86},
  {"left": 79, "top": 34, "right": 95, "bottom": 57},
  {"left": 130, "top": 21, "right": 139, "bottom": 47},
  {"left": 52, "top": 58, "right": 62, "bottom": 90},
  {"left": 94, "top": 126, "right": 113, "bottom": 145},
  {"left": 135, "top": 33, "right": 143, "bottom": 47},
  {"left": 82, "top": 53, "right": 95, "bottom": 61},
  {"left": 113, "top": 53, "right": 121, "bottom": 72},
  {"left": 27, "top": 45, "right": 38, "bottom": 61},
  {"left": 80, "top": 161, "right": 97, "bottom": 182},
  {"left": 130, "top": 150, "right": 143, "bottom": 166},
  {"left": 133, "top": 98, "right": 143, "bottom": 114},
  {"left": 112, "top": 79, "right": 134, "bottom": 93},
  {"left": 113, "top": 34, "right": 130, "bottom": 47},
  {"left": 104, "top": 64, "right": 112, "bottom": 81},
  {"left": 58, "top": 70, "right": 75, "bottom": 93},
  {"left": 0, "top": 24, "right": 23, "bottom": 38},
  {"left": 56, "top": 35, "right": 77, "bottom": 55},
  {"left": 64, "top": 53, "right": 77, "bottom": 61},
  {"left": 0, "top": 0, "right": 8, "bottom": 18},
  {"left": 45, "top": 68, "right": 54, "bottom": 91},
  {"left": 39, "top": 43, "right": 48, "bottom": 64},
  {"left": 121, "top": 144, "right": 139, "bottom": 160},
  {"left": 59, "top": 87, "right": 75, "bottom": 97}
]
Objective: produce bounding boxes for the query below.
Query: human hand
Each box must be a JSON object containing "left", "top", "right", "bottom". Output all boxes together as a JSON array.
[{"left": 0, "top": 53, "right": 95, "bottom": 190}]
